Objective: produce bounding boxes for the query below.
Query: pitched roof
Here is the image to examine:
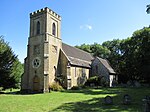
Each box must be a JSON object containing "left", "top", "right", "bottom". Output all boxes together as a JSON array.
[
  {"left": 62, "top": 43, "right": 94, "bottom": 68},
  {"left": 97, "top": 57, "right": 116, "bottom": 74}
]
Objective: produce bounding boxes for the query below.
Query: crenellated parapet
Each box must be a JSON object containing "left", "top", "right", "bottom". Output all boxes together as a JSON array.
[{"left": 30, "top": 7, "right": 61, "bottom": 20}]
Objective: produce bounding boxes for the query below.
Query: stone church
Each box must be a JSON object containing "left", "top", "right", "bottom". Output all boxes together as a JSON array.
[{"left": 21, "top": 7, "right": 116, "bottom": 93}]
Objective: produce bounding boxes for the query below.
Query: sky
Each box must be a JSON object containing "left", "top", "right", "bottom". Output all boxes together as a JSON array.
[{"left": 0, "top": 0, "right": 150, "bottom": 63}]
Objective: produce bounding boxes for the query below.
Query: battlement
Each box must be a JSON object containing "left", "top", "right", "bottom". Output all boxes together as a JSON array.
[{"left": 30, "top": 7, "right": 61, "bottom": 20}]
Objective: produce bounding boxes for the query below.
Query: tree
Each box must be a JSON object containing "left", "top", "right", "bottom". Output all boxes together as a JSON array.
[
  {"left": 132, "top": 27, "right": 150, "bottom": 82},
  {"left": 102, "top": 39, "right": 122, "bottom": 73},
  {"left": 91, "top": 43, "right": 110, "bottom": 59},
  {"left": 146, "top": 4, "right": 150, "bottom": 14},
  {"left": 76, "top": 27, "right": 150, "bottom": 84},
  {"left": 0, "top": 36, "right": 23, "bottom": 89},
  {"left": 119, "top": 27, "right": 150, "bottom": 83},
  {"left": 11, "top": 59, "right": 24, "bottom": 88},
  {"left": 75, "top": 44, "right": 91, "bottom": 53},
  {"left": 118, "top": 37, "right": 139, "bottom": 82},
  {"left": 75, "top": 43, "right": 110, "bottom": 59}
]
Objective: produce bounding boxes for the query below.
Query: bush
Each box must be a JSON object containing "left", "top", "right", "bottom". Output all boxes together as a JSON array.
[
  {"left": 0, "top": 87, "right": 3, "bottom": 91},
  {"left": 71, "top": 86, "right": 80, "bottom": 90},
  {"left": 50, "top": 82, "right": 63, "bottom": 91},
  {"left": 85, "top": 76, "right": 101, "bottom": 87},
  {"left": 101, "top": 76, "right": 109, "bottom": 87},
  {"left": 85, "top": 76, "right": 109, "bottom": 87},
  {"left": 79, "top": 85, "right": 87, "bottom": 89}
]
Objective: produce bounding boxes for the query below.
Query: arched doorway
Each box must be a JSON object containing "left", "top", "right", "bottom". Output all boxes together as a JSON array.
[{"left": 33, "top": 75, "right": 40, "bottom": 92}]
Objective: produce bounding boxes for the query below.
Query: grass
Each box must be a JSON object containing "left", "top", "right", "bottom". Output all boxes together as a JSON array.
[{"left": 0, "top": 87, "right": 150, "bottom": 112}]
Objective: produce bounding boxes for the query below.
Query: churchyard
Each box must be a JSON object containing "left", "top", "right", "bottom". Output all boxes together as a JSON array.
[{"left": 0, "top": 87, "right": 150, "bottom": 112}]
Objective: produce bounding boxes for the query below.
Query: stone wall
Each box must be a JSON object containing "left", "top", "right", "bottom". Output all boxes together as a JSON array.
[
  {"left": 70, "top": 66, "right": 89, "bottom": 87},
  {"left": 91, "top": 58, "right": 110, "bottom": 82}
]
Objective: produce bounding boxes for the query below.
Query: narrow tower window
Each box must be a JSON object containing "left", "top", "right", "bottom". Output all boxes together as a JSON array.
[
  {"left": 52, "top": 23, "right": 56, "bottom": 36},
  {"left": 36, "top": 21, "right": 40, "bottom": 35}
]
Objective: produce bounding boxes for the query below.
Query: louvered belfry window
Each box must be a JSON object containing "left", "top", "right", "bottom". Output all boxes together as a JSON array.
[{"left": 36, "top": 21, "right": 40, "bottom": 35}]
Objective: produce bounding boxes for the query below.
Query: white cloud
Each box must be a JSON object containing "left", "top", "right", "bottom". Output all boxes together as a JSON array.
[
  {"left": 86, "top": 25, "right": 92, "bottom": 30},
  {"left": 80, "top": 24, "right": 93, "bottom": 30}
]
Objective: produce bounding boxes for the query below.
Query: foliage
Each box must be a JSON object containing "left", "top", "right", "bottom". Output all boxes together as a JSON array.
[
  {"left": 100, "top": 76, "right": 109, "bottom": 87},
  {"left": 146, "top": 4, "right": 150, "bottom": 14},
  {"left": 76, "top": 27, "right": 150, "bottom": 84},
  {"left": 0, "top": 87, "right": 3, "bottom": 92},
  {"left": 75, "top": 44, "right": 91, "bottom": 53},
  {"left": 50, "top": 82, "right": 64, "bottom": 91},
  {"left": 102, "top": 39, "right": 122, "bottom": 73},
  {"left": 0, "top": 36, "right": 17, "bottom": 89},
  {"left": 85, "top": 76, "right": 100, "bottom": 87},
  {"left": 71, "top": 86, "right": 80, "bottom": 90},
  {"left": 11, "top": 59, "right": 24, "bottom": 88},
  {"left": 119, "top": 27, "right": 150, "bottom": 83},
  {"left": 75, "top": 43, "right": 110, "bottom": 59},
  {"left": 85, "top": 76, "right": 109, "bottom": 87},
  {"left": 91, "top": 43, "right": 110, "bottom": 58},
  {"left": 0, "top": 36, "right": 23, "bottom": 89},
  {"left": 103, "top": 28, "right": 150, "bottom": 83}
]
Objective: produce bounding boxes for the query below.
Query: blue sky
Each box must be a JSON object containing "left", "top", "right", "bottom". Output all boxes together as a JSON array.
[{"left": 0, "top": 0, "right": 150, "bottom": 63}]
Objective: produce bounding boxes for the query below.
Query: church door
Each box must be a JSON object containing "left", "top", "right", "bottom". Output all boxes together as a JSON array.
[{"left": 33, "top": 75, "right": 40, "bottom": 92}]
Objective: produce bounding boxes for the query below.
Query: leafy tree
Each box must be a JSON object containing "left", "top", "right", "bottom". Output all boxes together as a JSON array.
[
  {"left": 119, "top": 27, "right": 150, "bottom": 83},
  {"left": 118, "top": 37, "right": 138, "bottom": 82},
  {"left": 91, "top": 43, "right": 110, "bottom": 59},
  {"left": 131, "top": 27, "right": 150, "bottom": 82},
  {"left": 76, "top": 27, "right": 150, "bottom": 84},
  {"left": 75, "top": 44, "right": 91, "bottom": 53},
  {"left": 146, "top": 4, "right": 150, "bottom": 14},
  {"left": 0, "top": 36, "right": 23, "bottom": 89},
  {"left": 11, "top": 59, "right": 24, "bottom": 88},
  {"left": 75, "top": 43, "right": 110, "bottom": 59},
  {"left": 102, "top": 39, "right": 122, "bottom": 73}
]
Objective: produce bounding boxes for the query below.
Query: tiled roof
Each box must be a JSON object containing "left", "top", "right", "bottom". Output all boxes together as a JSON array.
[
  {"left": 62, "top": 43, "right": 94, "bottom": 68},
  {"left": 68, "top": 57, "right": 91, "bottom": 68},
  {"left": 97, "top": 57, "right": 116, "bottom": 74}
]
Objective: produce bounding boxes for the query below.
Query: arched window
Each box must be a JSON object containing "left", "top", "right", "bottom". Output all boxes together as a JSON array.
[
  {"left": 52, "top": 23, "right": 56, "bottom": 36},
  {"left": 36, "top": 21, "right": 40, "bottom": 35}
]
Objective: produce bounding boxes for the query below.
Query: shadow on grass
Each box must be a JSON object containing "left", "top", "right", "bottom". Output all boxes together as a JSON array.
[
  {"left": 0, "top": 90, "right": 43, "bottom": 95},
  {"left": 51, "top": 87, "right": 150, "bottom": 112},
  {"left": 51, "top": 97, "right": 141, "bottom": 112},
  {"left": 61, "top": 87, "right": 125, "bottom": 95}
]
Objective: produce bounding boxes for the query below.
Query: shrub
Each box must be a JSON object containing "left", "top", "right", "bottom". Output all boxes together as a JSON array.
[
  {"left": 71, "top": 86, "right": 80, "bottom": 90},
  {"left": 0, "top": 87, "right": 3, "bottom": 92},
  {"left": 101, "top": 76, "right": 109, "bottom": 87},
  {"left": 85, "top": 76, "right": 101, "bottom": 87},
  {"left": 79, "top": 85, "right": 87, "bottom": 89},
  {"left": 50, "top": 82, "right": 63, "bottom": 91},
  {"left": 85, "top": 76, "right": 110, "bottom": 87}
]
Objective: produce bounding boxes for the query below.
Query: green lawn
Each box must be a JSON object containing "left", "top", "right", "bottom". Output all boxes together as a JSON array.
[{"left": 0, "top": 87, "right": 150, "bottom": 112}]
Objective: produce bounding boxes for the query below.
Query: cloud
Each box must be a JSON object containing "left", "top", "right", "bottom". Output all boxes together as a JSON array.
[
  {"left": 86, "top": 25, "right": 92, "bottom": 30},
  {"left": 80, "top": 24, "right": 93, "bottom": 30}
]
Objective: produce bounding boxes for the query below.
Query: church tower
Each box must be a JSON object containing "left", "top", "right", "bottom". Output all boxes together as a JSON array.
[{"left": 21, "top": 7, "right": 62, "bottom": 93}]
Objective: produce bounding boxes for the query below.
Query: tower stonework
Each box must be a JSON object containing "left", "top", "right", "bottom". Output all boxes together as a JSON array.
[{"left": 21, "top": 7, "right": 62, "bottom": 93}]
